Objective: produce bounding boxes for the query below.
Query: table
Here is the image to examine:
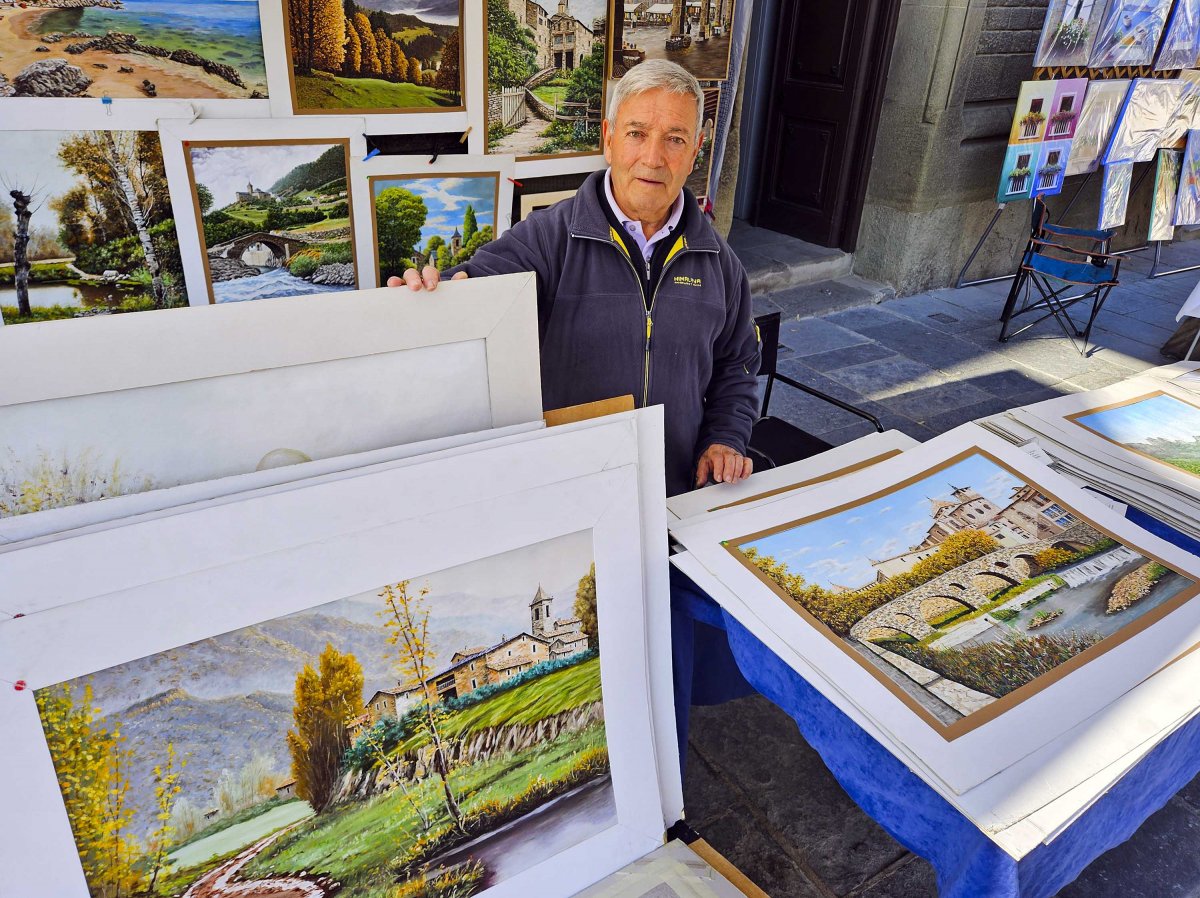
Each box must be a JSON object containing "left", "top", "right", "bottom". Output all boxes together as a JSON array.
[{"left": 671, "top": 507, "right": 1200, "bottom": 898}]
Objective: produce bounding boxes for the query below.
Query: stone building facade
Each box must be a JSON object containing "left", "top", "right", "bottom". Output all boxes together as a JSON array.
[{"left": 505, "top": 0, "right": 594, "bottom": 72}]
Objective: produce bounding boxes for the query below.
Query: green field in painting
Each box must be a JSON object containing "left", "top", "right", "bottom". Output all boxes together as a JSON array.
[
  {"left": 1167, "top": 457, "right": 1200, "bottom": 475},
  {"left": 294, "top": 73, "right": 458, "bottom": 110}
]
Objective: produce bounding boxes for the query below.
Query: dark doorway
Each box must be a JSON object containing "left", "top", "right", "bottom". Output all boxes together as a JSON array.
[{"left": 752, "top": 0, "right": 903, "bottom": 251}]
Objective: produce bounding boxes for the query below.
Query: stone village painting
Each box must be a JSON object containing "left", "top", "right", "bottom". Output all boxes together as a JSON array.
[
  {"left": 0, "top": 129, "right": 186, "bottom": 326},
  {"left": 733, "top": 451, "right": 1196, "bottom": 733},
  {"left": 611, "top": 0, "right": 736, "bottom": 83},
  {"left": 1070, "top": 391, "right": 1200, "bottom": 479},
  {"left": 0, "top": 0, "right": 268, "bottom": 100},
  {"left": 186, "top": 139, "right": 358, "bottom": 303},
  {"left": 35, "top": 531, "right": 614, "bottom": 897}
]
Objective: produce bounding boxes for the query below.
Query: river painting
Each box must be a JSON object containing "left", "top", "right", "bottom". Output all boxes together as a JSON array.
[
  {"left": 732, "top": 450, "right": 1197, "bottom": 733},
  {"left": 0, "top": 129, "right": 186, "bottom": 326},
  {"left": 186, "top": 139, "right": 358, "bottom": 303},
  {"left": 36, "top": 531, "right": 615, "bottom": 897},
  {"left": 0, "top": 0, "right": 268, "bottom": 100}
]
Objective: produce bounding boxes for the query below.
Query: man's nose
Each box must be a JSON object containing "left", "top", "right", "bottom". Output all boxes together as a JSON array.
[{"left": 643, "top": 138, "right": 668, "bottom": 168}]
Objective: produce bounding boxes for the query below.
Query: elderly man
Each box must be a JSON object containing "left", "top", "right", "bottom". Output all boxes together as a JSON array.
[{"left": 391, "top": 60, "right": 759, "bottom": 497}]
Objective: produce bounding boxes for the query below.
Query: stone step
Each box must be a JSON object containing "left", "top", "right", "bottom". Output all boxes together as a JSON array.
[
  {"left": 753, "top": 274, "right": 896, "bottom": 321},
  {"left": 727, "top": 221, "right": 854, "bottom": 294}
]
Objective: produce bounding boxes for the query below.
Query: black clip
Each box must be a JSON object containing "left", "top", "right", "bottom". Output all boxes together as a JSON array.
[{"left": 362, "top": 133, "right": 381, "bottom": 162}]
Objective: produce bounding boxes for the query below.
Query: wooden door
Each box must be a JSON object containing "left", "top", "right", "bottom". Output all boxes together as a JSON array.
[{"left": 753, "top": 0, "right": 902, "bottom": 250}]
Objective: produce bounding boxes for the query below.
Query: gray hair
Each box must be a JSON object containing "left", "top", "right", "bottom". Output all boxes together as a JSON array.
[{"left": 607, "top": 60, "right": 705, "bottom": 141}]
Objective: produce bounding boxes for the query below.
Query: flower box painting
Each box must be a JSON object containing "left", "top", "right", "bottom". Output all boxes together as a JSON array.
[
  {"left": 1034, "top": 0, "right": 1107, "bottom": 67},
  {"left": 0, "top": 0, "right": 268, "bottom": 100},
  {"left": 282, "top": 0, "right": 463, "bottom": 114},
  {"left": 1067, "top": 390, "right": 1200, "bottom": 479},
  {"left": 0, "top": 129, "right": 186, "bottom": 326},
  {"left": 1047, "top": 78, "right": 1087, "bottom": 140},
  {"left": 1150, "top": 148, "right": 1183, "bottom": 241},
  {"left": 370, "top": 173, "right": 499, "bottom": 284},
  {"left": 727, "top": 449, "right": 1198, "bottom": 738},
  {"left": 184, "top": 139, "right": 358, "bottom": 303},
  {"left": 1031, "top": 140, "right": 1073, "bottom": 197},
  {"left": 1009, "top": 81, "right": 1058, "bottom": 144},
  {"left": 997, "top": 145, "right": 1037, "bottom": 204},
  {"left": 33, "top": 531, "right": 615, "bottom": 897},
  {"left": 1090, "top": 0, "right": 1174, "bottom": 67}
]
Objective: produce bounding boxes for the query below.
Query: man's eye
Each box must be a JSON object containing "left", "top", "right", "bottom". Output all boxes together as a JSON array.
[{"left": 628, "top": 131, "right": 643, "bottom": 138}]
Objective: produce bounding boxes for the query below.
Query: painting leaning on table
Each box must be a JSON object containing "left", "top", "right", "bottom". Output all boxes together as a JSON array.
[
  {"left": 35, "top": 531, "right": 615, "bottom": 897},
  {"left": 730, "top": 450, "right": 1197, "bottom": 737}
]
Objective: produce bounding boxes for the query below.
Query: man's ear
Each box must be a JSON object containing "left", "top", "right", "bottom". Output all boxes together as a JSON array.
[{"left": 601, "top": 118, "right": 612, "bottom": 165}]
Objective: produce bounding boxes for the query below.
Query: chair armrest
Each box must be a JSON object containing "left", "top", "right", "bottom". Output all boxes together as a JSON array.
[{"left": 773, "top": 373, "right": 885, "bottom": 433}]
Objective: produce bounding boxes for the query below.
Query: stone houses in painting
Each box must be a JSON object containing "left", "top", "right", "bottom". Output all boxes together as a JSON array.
[
  {"left": 504, "top": 0, "right": 595, "bottom": 72},
  {"left": 355, "top": 585, "right": 589, "bottom": 733}
]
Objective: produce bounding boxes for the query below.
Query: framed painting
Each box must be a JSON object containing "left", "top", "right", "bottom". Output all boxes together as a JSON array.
[
  {"left": 1065, "top": 80, "right": 1129, "bottom": 177},
  {"left": 609, "top": 0, "right": 736, "bottom": 82},
  {"left": 1090, "top": 0, "right": 1174, "bottom": 67},
  {"left": 0, "top": 127, "right": 186, "bottom": 326},
  {"left": 1155, "top": 0, "right": 1200, "bottom": 69},
  {"left": 1098, "top": 160, "right": 1134, "bottom": 229},
  {"left": 1103, "top": 77, "right": 1188, "bottom": 164},
  {"left": 349, "top": 154, "right": 514, "bottom": 289},
  {"left": 511, "top": 171, "right": 592, "bottom": 223},
  {"left": 1149, "top": 148, "right": 1183, "bottom": 240},
  {"left": 0, "top": 275, "right": 541, "bottom": 536},
  {"left": 1033, "top": 0, "right": 1107, "bottom": 67},
  {"left": 686, "top": 85, "right": 722, "bottom": 201},
  {"left": 1175, "top": 129, "right": 1200, "bottom": 225},
  {"left": 670, "top": 426, "right": 1200, "bottom": 796},
  {"left": 159, "top": 118, "right": 367, "bottom": 305},
  {"left": 0, "top": 409, "right": 673, "bottom": 897}
]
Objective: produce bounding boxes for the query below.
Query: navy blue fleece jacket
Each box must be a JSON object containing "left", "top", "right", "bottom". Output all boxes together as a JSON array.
[{"left": 447, "top": 170, "right": 760, "bottom": 496}]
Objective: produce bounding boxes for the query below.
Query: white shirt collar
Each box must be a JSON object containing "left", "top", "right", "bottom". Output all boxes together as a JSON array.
[{"left": 603, "top": 169, "right": 686, "bottom": 261}]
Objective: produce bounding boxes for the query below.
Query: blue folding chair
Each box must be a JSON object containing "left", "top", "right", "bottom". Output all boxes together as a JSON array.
[{"left": 998, "top": 199, "right": 1121, "bottom": 355}]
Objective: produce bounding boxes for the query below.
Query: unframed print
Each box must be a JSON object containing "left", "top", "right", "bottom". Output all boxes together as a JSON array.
[
  {"left": 0, "top": 0, "right": 269, "bottom": 100},
  {"left": 1099, "top": 161, "right": 1135, "bottom": 229},
  {"left": 185, "top": 139, "right": 358, "bottom": 303},
  {"left": 1090, "top": 0, "right": 1175, "bottom": 67},
  {"left": 1033, "top": 0, "right": 1107, "bottom": 67},
  {"left": 1066, "top": 80, "right": 1130, "bottom": 176},
  {"left": 1156, "top": 0, "right": 1200, "bottom": 69},
  {"left": 613, "top": 0, "right": 736, "bottom": 82},
  {"left": 0, "top": 129, "right": 185, "bottom": 326},
  {"left": 1070, "top": 391, "right": 1200, "bottom": 480},
  {"left": 1103, "top": 78, "right": 1188, "bottom": 164},
  {"left": 1150, "top": 148, "right": 1183, "bottom": 240},
  {"left": 283, "top": 0, "right": 463, "bottom": 113}
]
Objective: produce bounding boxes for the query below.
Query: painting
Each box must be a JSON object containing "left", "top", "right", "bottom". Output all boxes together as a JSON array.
[
  {"left": 1031, "top": 140, "right": 1073, "bottom": 197},
  {"left": 0, "top": 0, "right": 267, "bottom": 100},
  {"left": 1009, "top": 81, "right": 1058, "bottom": 144},
  {"left": 1065, "top": 80, "right": 1129, "bottom": 176},
  {"left": 369, "top": 173, "right": 499, "bottom": 284},
  {"left": 612, "top": 0, "right": 736, "bottom": 82},
  {"left": 729, "top": 449, "right": 1197, "bottom": 737},
  {"left": 1150, "top": 148, "right": 1183, "bottom": 240},
  {"left": 1175, "top": 129, "right": 1200, "bottom": 224},
  {"left": 1104, "top": 78, "right": 1187, "bottom": 164},
  {"left": 1069, "top": 391, "right": 1200, "bottom": 479},
  {"left": 485, "top": 0, "right": 606, "bottom": 158},
  {"left": 1155, "top": 0, "right": 1200, "bottom": 69},
  {"left": 184, "top": 139, "right": 357, "bottom": 303},
  {"left": 1047, "top": 78, "right": 1088, "bottom": 141},
  {"left": 1090, "top": 0, "right": 1174, "bottom": 67},
  {"left": 685, "top": 86, "right": 721, "bottom": 200},
  {"left": 1099, "top": 161, "right": 1134, "bottom": 228},
  {"left": 996, "top": 144, "right": 1038, "bottom": 204},
  {"left": 0, "top": 129, "right": 185, "bottom": 326},
  {"left": 511, "top": 171, "right": 591, "bottom": 223},
  {"left": 283, "top": 0, "right": 463, "bottom": 113},
  {"left": 1033, "top": 0, "right": 1107, "bottom": 67}
]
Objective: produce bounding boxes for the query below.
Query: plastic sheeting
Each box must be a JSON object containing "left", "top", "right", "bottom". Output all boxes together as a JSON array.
[
  {"left": 1150, "top": 148, "right": 1184, "bottom": 241},
  {"left": 1173, "top": 130, "right": 1200, "bottom": 225},
  {"left": 1156, "top": 0, "right": 1200, "bottom": 69},
  {"left": 1090, "top": 0, "right": 1174, "bottom": 67},
  {"left": 1104, "top": 78, "right": 1188, "bottom": 164},
  {"left": 1099, "top": 161, "right": 1135, "bottom": 229},
  {"left": 1034, "top": 0, "right": 1108, "bottom": 68},
  {"left": 1066, "top": 80, "right": 1131, "bottom": 177}
]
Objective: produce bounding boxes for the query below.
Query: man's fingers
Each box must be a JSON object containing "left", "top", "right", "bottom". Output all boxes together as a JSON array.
[
  {"left": 422, "top": 265, "right": 440, "bottom": 290},
  {"left": 740, "top": 456, "right": 754, "bottom": 481},
  {"left": 694, "top": 456, "right": 712, "bottom": 488},
  {"left": 386, "top": 276, "right": 404, "bottom": 287},
  {"left": 711, "top": 452, "right": 728, "bottom": 484},
  {"left": 451, "top": 271, "right": 469, "bottom": 280},
  {"left": 402, "top": 268, "right": 423, "bottom": 290}
]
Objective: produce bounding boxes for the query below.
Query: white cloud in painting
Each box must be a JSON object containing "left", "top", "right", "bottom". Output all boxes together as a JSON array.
[
  {"left": 191, "top": 143, "right": 340, "bottom": 210},
  {"left": 831, "top": 539, "right": 848, "bottom": 548}
]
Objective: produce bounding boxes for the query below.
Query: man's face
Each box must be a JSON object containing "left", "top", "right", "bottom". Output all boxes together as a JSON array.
[{"left": 602, "top": 88, "right": 701, "bottom": 222}]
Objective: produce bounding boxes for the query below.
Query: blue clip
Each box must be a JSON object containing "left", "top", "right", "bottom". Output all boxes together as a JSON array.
[
  {"left": 102, "top": 96, "right": 113, "bottom": 116},
  {"left": 363, "top": 147, "right": 381, "bottom": 161}
]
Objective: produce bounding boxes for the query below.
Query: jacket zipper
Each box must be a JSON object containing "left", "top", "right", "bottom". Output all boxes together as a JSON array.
[{"left": 571, "top": 231, "right": 716, "bottom": 407}]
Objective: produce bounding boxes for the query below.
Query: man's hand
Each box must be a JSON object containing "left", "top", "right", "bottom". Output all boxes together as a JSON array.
[
  {"left": 386, "top": 265, "right": 469, "bottom": 291},
  {"left": 694, "top": 443, "right": 753, "bottom": 488}
]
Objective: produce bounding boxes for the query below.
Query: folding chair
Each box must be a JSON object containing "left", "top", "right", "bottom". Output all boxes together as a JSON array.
[
  {"left": 998, "top": 198, "right": 1121, "bottom": 355},
  {"left": 747, "top": 311, "right": 884, "bottom": 471}
]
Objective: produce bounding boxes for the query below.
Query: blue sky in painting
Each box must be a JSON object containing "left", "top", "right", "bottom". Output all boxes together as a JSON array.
[
  {"left": 1076, "top": 393, "right": 1200, "bottom": 446},
  {"left": 372, "top": 175, "right": 496, "bottom": 247},
  {"left": 739, "top": 454, "right": 1026, "bottom": 591}
]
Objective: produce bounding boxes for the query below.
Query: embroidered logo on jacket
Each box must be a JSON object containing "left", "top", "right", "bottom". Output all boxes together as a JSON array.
[{"left": 673, "top": 275, "right": 702, "bottom": 287}]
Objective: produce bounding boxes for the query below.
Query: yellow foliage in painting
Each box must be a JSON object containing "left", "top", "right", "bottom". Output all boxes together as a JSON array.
[
  {"left": 354, "top": 14, "right": 381, "bottom": 76},
  {"left": 289, "top": 0, "right": 347, "bottom": 74},
  {"left": 344, "top": 18, "right": 363, "bottom": 75},
  {"left": 287, "top": 644, "right": 364, "bottom": 813},
  {"left": 0, "top": 451, "right": 148, "bottom": 517}
]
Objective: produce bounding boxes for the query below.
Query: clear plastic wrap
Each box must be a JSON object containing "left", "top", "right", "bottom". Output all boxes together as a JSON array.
[
  {"left": 1159, "top": 71, "right": 1200, "bottom": 149},
  {"left": 1103, "top": 77, "right": 1188, "bottom": 164},
  {"left": 1149, "top": 148, "right": 1183, "bottom": 240},
  {"left": 1098, "top": 161, "right": 1135, "bottom": 229},
  {"left": 1090, "top": 0, "right": 1174, "bottom": 67},
  {"left": 1173, "top": 130, "right": 1200, "bottom": 224},
  {"left": 1034, "top": 0, "right": 1108, "bottom": 67},
  {"left": 1155, "top": 0, "right": 1200, "bottom": 69},
  {"left": 1066, "top": 80, "right": 1131, "bottom": 176}
]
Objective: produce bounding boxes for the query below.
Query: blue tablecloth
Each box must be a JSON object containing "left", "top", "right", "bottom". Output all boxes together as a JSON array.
[{"left": 672, "top": 508, "right": 1200, "bottom": 898}]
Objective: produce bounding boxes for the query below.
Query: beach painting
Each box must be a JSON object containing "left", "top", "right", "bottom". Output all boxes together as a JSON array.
[
  {"left": 1070, "top": 391, "right": 1200, "bottom": 479},
  {"left": 185, "top": 139, "right": 358, "bottom": 303},
  {"left": 0, "top": 129, "right": 185, "bottom": 326},
  {"left": 369, "top": 173, "right": 498, "bottom": 284},
  {"left": 284, "top": 0, "right": 462, "bottom": 113},
  {"left": 0, "top": 0, "right": 268, "bottom": 100},
  {"left": 34, "top": 531, "right": 616, "bottom": 897},
  {"left": 486, "top": 0, "right": 605, "bottom": 158},
  {"left": 730, "top": 450, "right": 1197, "bottom": 736}
]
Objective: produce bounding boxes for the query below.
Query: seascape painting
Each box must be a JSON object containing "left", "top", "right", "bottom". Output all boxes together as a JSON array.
[
  {"left": 613, "top": 0, "right": 735, "bottom": 82},
  {"left": 1071, "top": 392, "right": 1200, "bottom": 478},
  {"left": 186, "top": 140, "right": 358, "bottom": 303},
  {"left": 35, "top": 531, "right": 615, "bottom": 897},
  {"left": 486, "top": 0, "right": 605, "bottom": 158},
  {"left": 0, "top": 0, "right": 267, "bottom": 100},
  {"left": 0, "top": 130, "right": 185, "bottom": 326},
  {"left": 370, "top": 174, "right": 497, "bottom": 283},
  {"left": 732, "top": 451, "right": 1196, "bottom": 734},
  {"left": 284, "top": 0, "right": 462, "bottom": 113},
  {"left": 685, "top": 86, "right": 720, "bottom": 200}
]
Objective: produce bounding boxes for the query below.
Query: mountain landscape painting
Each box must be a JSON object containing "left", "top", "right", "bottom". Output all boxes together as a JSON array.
[
  {"left": 1071, "top": 391, "right": 1200, "bottom": 477},
  {"left": 35, "top": 531, "right": 613, "bottom": 897},
  {"left": 732, "top": 451, "right": 1196, "bottom": 735},
  {"left": 0, "top": 0, "right": 268, "bottom": 100},
  {"left": 186, "top": 139, "right": 358, "bottom": 303},
  {"left": 0, "top": 129, "right": 186, "bottom": 326},
  {"left": 285, "top": 0, "right": 462, "bottom": 112}
]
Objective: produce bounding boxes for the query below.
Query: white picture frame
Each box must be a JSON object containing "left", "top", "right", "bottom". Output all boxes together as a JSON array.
[{"left": 0, "top": 411, "right": 671, "bottom": 897}]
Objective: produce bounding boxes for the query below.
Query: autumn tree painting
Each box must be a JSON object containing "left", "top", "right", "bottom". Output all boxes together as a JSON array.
[
  {"left": 288, "top": 644, "right": 365, "bottom": 813},
  {"left": 286, "top": 0, "right": 463, "bottom": 112}
]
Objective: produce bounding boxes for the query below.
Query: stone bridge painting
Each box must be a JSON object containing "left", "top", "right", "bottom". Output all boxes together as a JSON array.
[
  {"left": 185, "top": 139, "right": 358, "bottom": 304},
  {"left": 35, "top": 531, "right": 615, "bottom": 897},
  {"left": 734, "top": 451, "right": 1197, "bottom": 729}
]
